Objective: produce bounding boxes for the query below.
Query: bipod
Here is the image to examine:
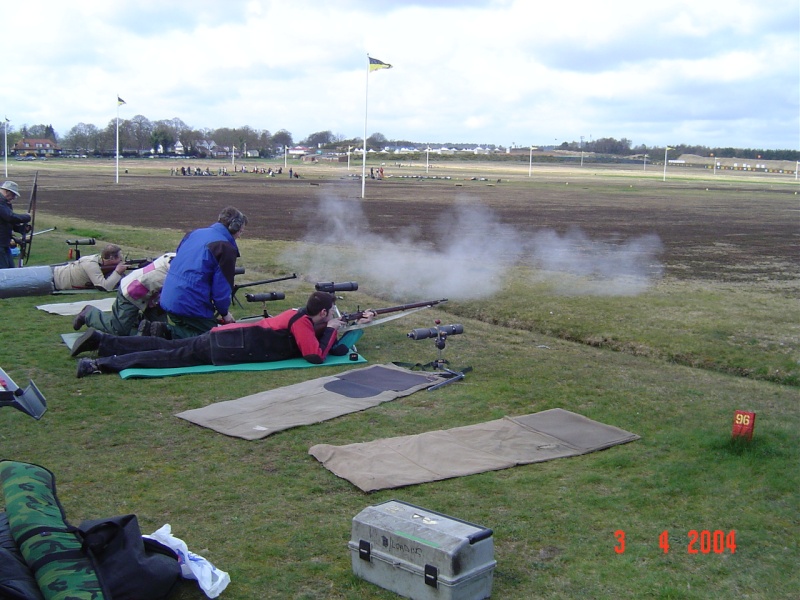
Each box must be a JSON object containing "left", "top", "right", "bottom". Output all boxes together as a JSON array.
[{"left": 0, "top": 367, "right": 47, "bottom": 420}]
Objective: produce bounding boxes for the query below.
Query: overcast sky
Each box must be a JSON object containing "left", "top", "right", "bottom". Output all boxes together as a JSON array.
[{"left": 5, "top": 0, "right": 798, "bottom": 150}]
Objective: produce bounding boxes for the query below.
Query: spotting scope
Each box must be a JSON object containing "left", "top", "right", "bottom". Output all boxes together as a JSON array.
[
  {"left": 245, "top": 292, "right": 285, "bottom": 303},
  {"left": 408, "top": 324, "right": 464, "bottom": 340},
  {"left": 315, "top": 281, "right": 358, "bottom": 293}
]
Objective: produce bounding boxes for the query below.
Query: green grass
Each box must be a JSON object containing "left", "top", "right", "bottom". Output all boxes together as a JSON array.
[{"left": 1, "top": 207, "right": 798, "bottom": 599}]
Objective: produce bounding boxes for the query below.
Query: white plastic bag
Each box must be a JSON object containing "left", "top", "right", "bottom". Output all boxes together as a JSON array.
[{"left": 147, "top": 524, "right": 231, "bottom": 598}]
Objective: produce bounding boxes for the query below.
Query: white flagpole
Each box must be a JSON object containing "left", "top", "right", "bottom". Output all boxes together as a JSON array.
[
  {"left": 115, "top": 98, "right": 120, "bottom": 183},
  {"left": 3, "top": 118, "right": 8, "bottom": 178},
  {"left": 529, "top": 145, "right": 533, "bottom": 177},
  {"left": 663, "top": 147, "right": 669, "bottom": 182},
  {"left": 362, "top": 56, "right": 370, "bottom": 199}
]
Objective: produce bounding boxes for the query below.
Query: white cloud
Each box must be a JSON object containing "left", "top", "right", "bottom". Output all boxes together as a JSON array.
[{"left": 4, "top": 0, "right": 797, "bottom": 149}]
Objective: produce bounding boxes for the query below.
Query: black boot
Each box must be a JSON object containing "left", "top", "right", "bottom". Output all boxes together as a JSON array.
[
  {"left": 76, "top": 358, "right": 102, "bottom": 378},
  {"left": 72, "top": 305, "right": 92, "bottom": 330},
  {"left": 70, "top": 328, "right": 103, "bottom": 357}
]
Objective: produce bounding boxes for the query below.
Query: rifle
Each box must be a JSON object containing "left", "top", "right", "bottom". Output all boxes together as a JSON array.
[
  {"left": 98, "top": 256, "right": 156, "bottom": 275},
  {"left": 231, "top": 272, "right": 297, "bottom": 308},
  {"left": 339, "top": 298, "right": 448, "bottom": 329},
  {"left": 123, "top": 256, "right": 156, "bottom": 270}
]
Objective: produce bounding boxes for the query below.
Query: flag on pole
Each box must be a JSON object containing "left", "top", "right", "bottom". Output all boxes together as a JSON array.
[
  {"left": 369, "top": 57, "right": 392, "bottom": 72},
  {"left": 117, "top": 96, "right": 126, "bottom": 106}
]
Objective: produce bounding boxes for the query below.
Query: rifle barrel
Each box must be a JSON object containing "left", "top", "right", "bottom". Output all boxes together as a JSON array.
[
  {"left": 342, "top": 298, "right": 447, "bottom": 321},
  {"left": 233, "top": 273, "right": 297, "bottom": 291}
]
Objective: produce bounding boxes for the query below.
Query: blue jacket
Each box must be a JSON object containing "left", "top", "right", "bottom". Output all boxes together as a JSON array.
[{"left": 160, "top": 222, "right": 239, "bottom": 319}]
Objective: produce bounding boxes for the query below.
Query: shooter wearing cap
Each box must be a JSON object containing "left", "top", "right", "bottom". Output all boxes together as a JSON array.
[{"left": 0, "top": 181, "right": 31, "bottom": 269}]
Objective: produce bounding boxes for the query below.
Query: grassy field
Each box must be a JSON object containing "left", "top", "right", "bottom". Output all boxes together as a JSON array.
[{"left": 1, "top": 160, "right": 798, "bottom": 599}]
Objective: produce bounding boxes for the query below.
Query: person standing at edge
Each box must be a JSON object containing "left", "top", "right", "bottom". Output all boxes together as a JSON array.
[
  {"left": 157, "top": 206, "right": 247, "bottom": 339},
  {"left": 0, "top": 181, "right": 31, "bottom": 269}
]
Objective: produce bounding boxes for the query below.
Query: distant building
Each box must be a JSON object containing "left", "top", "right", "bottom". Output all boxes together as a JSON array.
[
  {"left": 13, "top": 138, "right": 62, "bottom": 157},
  {"left": 288, "top": 146, "right": 310, "bottom": 157}
]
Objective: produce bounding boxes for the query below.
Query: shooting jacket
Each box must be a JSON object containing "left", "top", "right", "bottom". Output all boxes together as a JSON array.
[
  {"left": 160, "top": 222, "right": 239, "bottom": 320},
  {"left": 52, "top": 255, "right": 123, "bottom": 291},
  {"left": 0, "top": 198, "right": 31, "bottom": 248},
  {"left": 209, "top": 308, "right": 338, "bottom": 366},
  {"left": 120, "top": 253, "right": 175, "bottom": 309}
]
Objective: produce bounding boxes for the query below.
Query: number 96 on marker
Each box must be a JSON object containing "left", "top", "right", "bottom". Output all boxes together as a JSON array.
[{"left": 613, "top": 530, "right": 736, "bottom": 554}]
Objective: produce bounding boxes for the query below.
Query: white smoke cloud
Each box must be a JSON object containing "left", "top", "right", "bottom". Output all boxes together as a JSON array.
[
  {"left": 524, "top": 228, "right": 665, "bottom": 296},
  {"left": 280, "top": 194, "right": 663, "bottom": 300}
]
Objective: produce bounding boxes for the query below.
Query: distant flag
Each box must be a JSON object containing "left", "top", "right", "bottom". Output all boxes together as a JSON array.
[
  {"left": 369, "top": 57, "right": 392, "bottom": 72},
  {"left": 117, "top": 96, "right": 126, "bottom": 106}
]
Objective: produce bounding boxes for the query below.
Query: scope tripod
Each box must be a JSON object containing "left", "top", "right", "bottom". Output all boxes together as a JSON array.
[{"left": 419, "top": 331, "right": 468, "bottom": 391}]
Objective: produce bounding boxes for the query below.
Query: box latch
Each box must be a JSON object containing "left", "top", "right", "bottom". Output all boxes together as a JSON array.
[
  {"left": 424, "top": 564, "right": 438, "bottom": 588},
  {"left": 358, "top": 539, "right": 371, "bottom": 561}
]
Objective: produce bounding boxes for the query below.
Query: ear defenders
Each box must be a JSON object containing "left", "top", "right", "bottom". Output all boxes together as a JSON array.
[{"left": 228, "top": 212, "right": 244, "bottom": 234}]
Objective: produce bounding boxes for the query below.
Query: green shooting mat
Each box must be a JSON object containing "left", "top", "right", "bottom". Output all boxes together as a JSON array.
[
  {"left": 120, "top": 352, "right": 366, "bottom": 379},
  {"left": 175, "top": 363, "right": 450, "bottom": 440},
  {"left": 309, "top": 408, "right": 640, "bottom": 492},
  {"left": 61, "top": 329, "right": 367, "bottom": 378}
]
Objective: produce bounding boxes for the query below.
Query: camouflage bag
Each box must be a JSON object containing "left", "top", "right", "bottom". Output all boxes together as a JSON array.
[
  {"left": 0, "top": 460, "right": 105, "bottom": 600},
  {"left": 0, "top": 460, "right": 181, "bottom": 600}
]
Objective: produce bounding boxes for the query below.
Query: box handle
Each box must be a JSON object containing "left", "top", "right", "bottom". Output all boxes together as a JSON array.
[
  {"left": 358, "top": 539, "right": 371, "bottom": 562},
  {"left": 468, "top": 527, "right": 494, "bottom": 544},
  {"left": 424, "top": 564, "right": 438, "bottom": 588}
]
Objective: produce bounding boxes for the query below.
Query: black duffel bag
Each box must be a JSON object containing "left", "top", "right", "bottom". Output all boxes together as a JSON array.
[
  {"left": 78, "top": 514, "right": 182, "bottom": 600},
  {"left": 0, "top": 512, "right": 44, "bottom": 600}
]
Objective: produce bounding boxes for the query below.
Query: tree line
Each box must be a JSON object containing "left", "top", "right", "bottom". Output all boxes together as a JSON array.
[
  {"left": 6, "top": 120, "right": 391, "bottom": 158},
  {"left": 556, "top": 138, "right": 799, "bottom": 162},
  {"left": 5, "top": 120, "right": 798, "bottom": 161}
]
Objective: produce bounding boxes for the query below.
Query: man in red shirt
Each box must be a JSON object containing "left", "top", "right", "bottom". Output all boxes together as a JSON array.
[{"left": 72, "top": 291, "right": 374, "bottom": 377}]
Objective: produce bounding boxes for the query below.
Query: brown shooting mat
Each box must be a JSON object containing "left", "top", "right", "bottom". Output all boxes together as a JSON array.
[
  {"left": 175, "top": 363, "right": 451, "bottom": 440},
  {"left": 309, "top": 408, "right": 640, "bottom": 492}
]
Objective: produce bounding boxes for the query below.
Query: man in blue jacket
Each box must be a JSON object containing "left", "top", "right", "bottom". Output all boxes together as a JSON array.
[{"left": 158, "top": 206, "right": 247, "bottom": 339}]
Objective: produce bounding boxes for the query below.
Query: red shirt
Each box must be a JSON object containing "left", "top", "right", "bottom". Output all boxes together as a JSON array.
[{"left": 213, "top": 308, "right": 337, "bottom": 364}]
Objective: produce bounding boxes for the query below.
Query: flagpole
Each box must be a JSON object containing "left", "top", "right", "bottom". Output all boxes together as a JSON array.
[
  {"left": 115, "top": 96, "right": 120, "bottom": 184},
  {"left": 3, "top": 118, "right": 9, "bottom": 178},
  {"left": 662, "top": 146, "right": 670, "bottom": 182},
  {"left": 362, "top": 56, "right": 369, "bottom": 199}
]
